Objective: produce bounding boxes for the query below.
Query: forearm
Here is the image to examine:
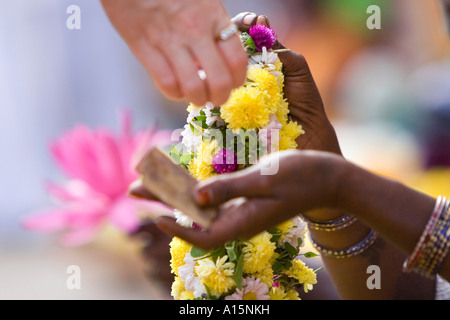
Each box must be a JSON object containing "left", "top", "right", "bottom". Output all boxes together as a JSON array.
[
  {"left": 339, "top": 160, "right": 450, "bottom": 281},
  {"left": 339, "top": 162, "right": 434, "bottom": 253},
  {"left": 310, "top": 221, "right": 436, "bottom": 299},
  {"left": 305, "top": 156, "right": 444, "bottom": 299}
]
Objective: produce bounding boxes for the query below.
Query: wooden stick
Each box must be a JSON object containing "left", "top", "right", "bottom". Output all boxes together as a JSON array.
[{"left": 136, "top": 147, "right": 217, "bottom": 229}]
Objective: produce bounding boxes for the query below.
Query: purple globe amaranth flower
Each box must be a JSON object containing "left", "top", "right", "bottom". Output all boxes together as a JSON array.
[
  {"left": 249, "top": 24, "right": 277, "bottom": 52},
  {"left": 212, "top": 149, "right": 239, "bottom": 174}
]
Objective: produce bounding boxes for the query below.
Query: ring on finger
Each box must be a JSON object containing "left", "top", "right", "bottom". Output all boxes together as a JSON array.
[
  {"left": 217, "top": 23, "right": 238, "bottom": 41},
  {"left": 197, "top": 69, "right": 207, "bottom": 80}
]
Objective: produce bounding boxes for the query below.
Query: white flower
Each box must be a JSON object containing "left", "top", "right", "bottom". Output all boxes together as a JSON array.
[
  {"left": 248, "top": 47, "right": 281, "bottom": 78},
  {"left": 279, "top": 216, "right": 308, "bottom": 249},
  {"left": 178, "top": 253, "right": 206, "bottom": 298},
  {"left": 203, "top": 103, "right": 225, "bottom": 128},
  {"left": 225, "top": 277, "right": 270, "bottom": 300},
  {"left": 186, "top": 107, "right": 201, "bottom": 124},
  {"left": 181, "top": 124, "right": 202, "bottom": 153},
  {"left": 173, "top": 209, "right": 194, "bottom": 228}
]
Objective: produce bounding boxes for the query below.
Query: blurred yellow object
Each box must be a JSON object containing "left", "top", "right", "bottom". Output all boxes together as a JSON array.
[
  {"left": 407, "top": 167, "right": 450, "bottom": 198},
  {"left": 94, "top": 224, "right": 141, "bottom": 256}
]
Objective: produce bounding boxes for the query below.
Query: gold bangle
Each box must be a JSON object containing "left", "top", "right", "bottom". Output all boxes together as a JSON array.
[
  {"left": 309, "top": 230, "right": 378, "bottom": 259},
  {"left": 303, "top": 214, "right": 357, "bottom": 232}
]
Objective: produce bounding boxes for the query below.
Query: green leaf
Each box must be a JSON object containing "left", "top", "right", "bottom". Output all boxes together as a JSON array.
[
  {"left": 314, "top": 267, "right": 323, "bottom": 274},
  {"left": 190, "top": 246, "right": 210, "bottom": 259},
  {"left": 245, "top": 36, "right": 256, "bottom": 51},
  {"left": 277, "top": 251, "right": 289, "bottom": 261},
  {"left": 285, "top": 242, "right": 299, "bottom": 259},
  {"left": 297, "top": 237, "right": 303, "bottom": 248},
  {"left": 192, "top": 116, "right": 208, "bottom": 129},
  {"left": 268, "top": 227, "right": 281, "bottom": 234},
  {"left": 169, "top": 145, "right": 181, "bottom": 164},
  {"left": 270, "top": 234, "right": 281, "bottom": 243},
  {"left": 210, "top": 246, "right": 226, "bottom": 263},
  {"left": 204, "top": 285, "right": 218, "bottom": 300},
  {"left": 225, "top": 242, "right": 238, "bottom": 262},
  {"left": 272, "top": 261, "right": 283, "bottom": 274},
  {"left": 283, "top": 260, "right": 293, "bottom": 270},
  {"left": 234, "top": 254, "right": 244, "bottom": 289},
  {"left": 180, "top": 153, "right": 193, "bottom": 166},
  {"left": 303, "top": 251, "right": 320, "bottom": 258}
]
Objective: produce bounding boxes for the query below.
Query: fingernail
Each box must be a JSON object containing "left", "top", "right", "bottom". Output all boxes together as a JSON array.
[
  {"left": 243, "top": 13, "right": 257, "bottom": 26},
  {"left": 195, "top": 188, "right": 211, "bottom": 206},
  {"left": 257, "top": 15, "right": 269, "bottom": 27},
  {"left": 128, "top": 179, "right": 143, "bottom": 198}
]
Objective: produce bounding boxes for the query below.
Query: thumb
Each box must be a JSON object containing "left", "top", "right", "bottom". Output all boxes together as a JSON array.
[
  {"left": 274, "top": 42, "right": 311, "bottom": 79},
  {"left": 232, "top": 12, "right": 270, "bottom": 32},
  {"left": 193, "top": 166, "right": 271, "bottom": 207}
]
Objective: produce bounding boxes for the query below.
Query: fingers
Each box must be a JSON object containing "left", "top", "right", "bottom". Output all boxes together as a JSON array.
[
  {"left": 128, "top": 179, "right": 159, "bottom": 201},
  {"left": 132, "top": 42, "right": 183, "bottom": 101},
  {"left": 215, "top": 35, "right": 248, "bottom": 95},
  {"left": 231, "top": 12, "right": 258, "bottom": 32},
  {"left": 193, "top": 165, "right": 272, "bottom": 207},
  {"left": 157, "top": 197, "right": 283, "bottom": 250},
  {"left": 192, "top": 40, "right": 234, "bottom": 106},
  {"left": 164, "top": 46, "right": 209, "bottom": 107},
  {"left": 156, "top": 216, "right": 227, "bottom": 250},
  {"left": 232, "top": 12, "right": 271, "bottom": 31},
  {"left": 231, "top": 12, "right": 309, "bottom": 78}
]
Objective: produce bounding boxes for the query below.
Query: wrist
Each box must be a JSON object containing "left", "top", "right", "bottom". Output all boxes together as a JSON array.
[{"left": 295, "top": 151, "right": 349, "bottom": 222}]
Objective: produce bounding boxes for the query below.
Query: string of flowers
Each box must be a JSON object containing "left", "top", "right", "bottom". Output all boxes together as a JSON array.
[{"left": 169, "top": 24, "right": 320, "bottom": 300}]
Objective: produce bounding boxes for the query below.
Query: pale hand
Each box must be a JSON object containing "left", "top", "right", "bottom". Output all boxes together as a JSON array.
[{"left": 101, "top": 0, "right": 248, "bottom": 106}]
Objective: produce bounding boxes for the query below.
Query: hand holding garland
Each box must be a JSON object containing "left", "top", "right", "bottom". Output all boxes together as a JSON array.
[{"left": 154, "top": 13, "right": 444, "bottom": 299}]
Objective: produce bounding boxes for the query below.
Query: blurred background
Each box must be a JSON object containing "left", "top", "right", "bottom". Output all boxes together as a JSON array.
[{"left": 1, "top": 0, "right": 449, "bottom": 299}]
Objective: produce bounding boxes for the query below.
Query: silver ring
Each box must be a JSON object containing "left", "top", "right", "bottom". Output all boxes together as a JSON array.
[
  {"left": 197, "top": 69, "right": 207, "bottom": 80},
  {"left": 218, "top": 23, "right": 238, "bottom": 41}
]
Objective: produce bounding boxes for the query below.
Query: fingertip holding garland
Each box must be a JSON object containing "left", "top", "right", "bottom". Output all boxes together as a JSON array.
[{"left": 168, "top": 24, "right": 317, "bottom": 300}]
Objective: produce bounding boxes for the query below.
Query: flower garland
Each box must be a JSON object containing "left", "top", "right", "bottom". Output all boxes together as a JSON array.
[{"left": 169, "top": 24, "right": 319, "bottom": 300}]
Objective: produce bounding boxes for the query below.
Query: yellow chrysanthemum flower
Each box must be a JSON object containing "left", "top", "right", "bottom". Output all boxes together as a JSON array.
[
  {"left": 171, "top": 276, "right": 195, "bottom": 300},
  {"left": 279, "top": 120, "right": 304, "bottom": 151},
  {"left": 221, "top": 86, "right": 271, "bottom": 130},
  {"left": 195, "top": 255, "right": 235, "bottom": 297},
  {"left": 268, "top": 287, "right": 287, "bottom": 300},
  {"left": 268, "top": 286, "right": 300, "bottom": 300},
  {"left": 275, "top": 98, "right": 289, "bottom": 125},
  {"left": 253, "top": 263, "right": 274, "bottom": 287},
  {"left": 246, "top": 66, "right": 283, "bottom": 113},
  {"left": 242, "top": 231, "right": 276, "bottom": 274},
  {"left": 169, "top": 236, "right": 192, "bottom": 276},
  {"left": 284, "top": 259, "right": 317, "bottom": 293},
  {"left": 285, "top": 289, "right": 301, "bottom": 300},
  {"left": 274, "top": 58, "right": 283, "bottom": 75},
  {"left": 188, "top": 139, "right": 219, "bottom": 181}
]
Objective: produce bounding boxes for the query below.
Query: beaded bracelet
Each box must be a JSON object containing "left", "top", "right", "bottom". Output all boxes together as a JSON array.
[
  {"left": 304, "top": 214, "right": 357, "bottom": 232},
  {"left": 403, "top": 196, "right": 450, "bottom": 278},
  {"left": 309, "top": 229, "right": 378, "bottom": 259}
]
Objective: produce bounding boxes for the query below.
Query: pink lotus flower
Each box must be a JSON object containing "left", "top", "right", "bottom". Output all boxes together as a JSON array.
[{"left": 22, "top": 111, "right": 173, "bottom": 246}]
